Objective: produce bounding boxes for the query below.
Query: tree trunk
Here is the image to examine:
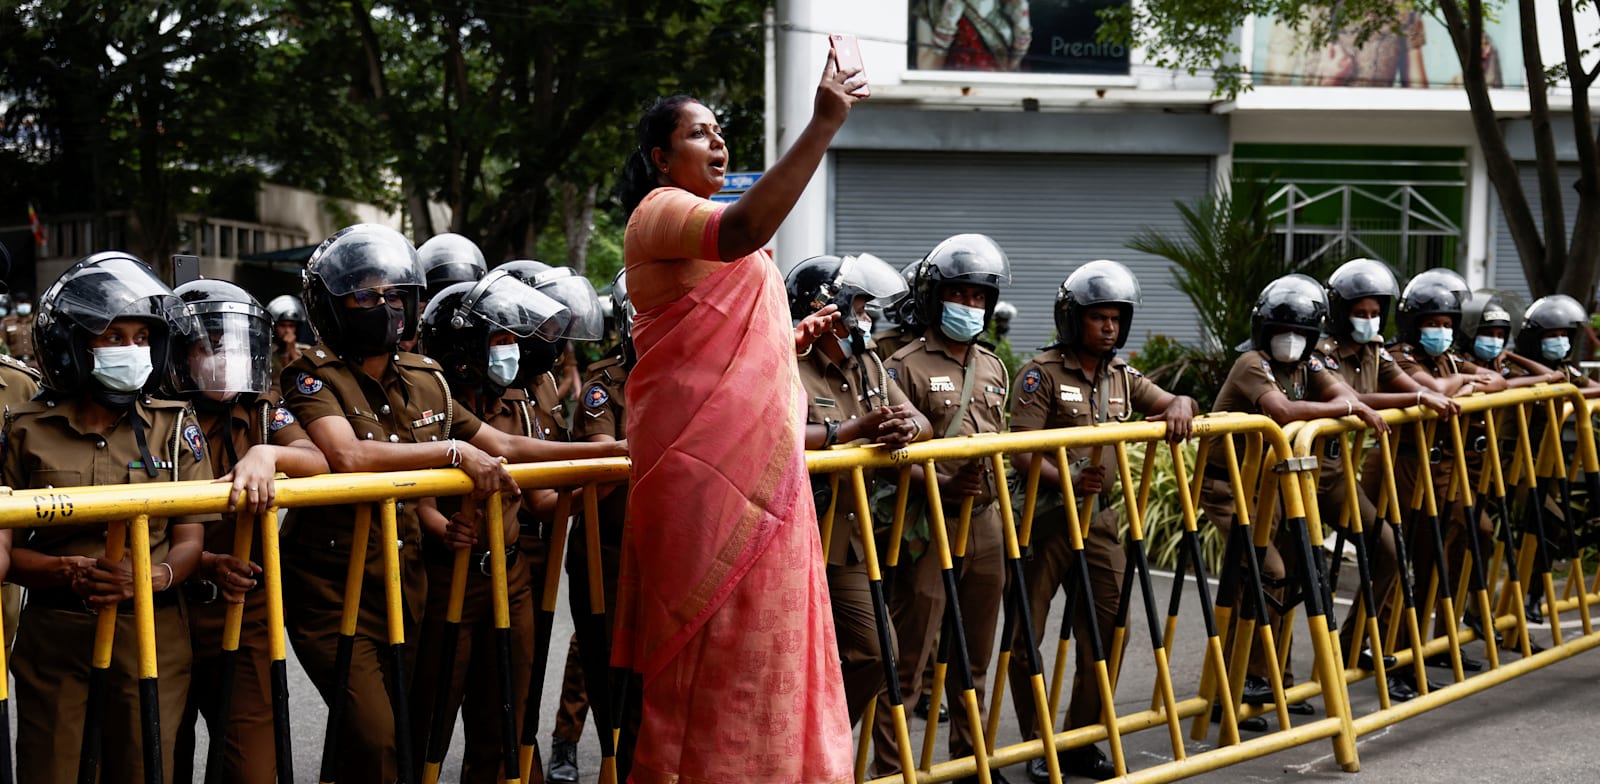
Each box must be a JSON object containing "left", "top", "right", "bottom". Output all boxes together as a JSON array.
[{"left": 559, "top": 181, "right": 598, "bottom": 274}]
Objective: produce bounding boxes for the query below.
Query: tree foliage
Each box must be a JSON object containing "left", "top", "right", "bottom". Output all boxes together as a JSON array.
[
  {"left": 1, "top": 0, "right": 768, "bottom": 277},
  {"left": 1102, "top": 1, "right": 1600, "bottom": 308}
]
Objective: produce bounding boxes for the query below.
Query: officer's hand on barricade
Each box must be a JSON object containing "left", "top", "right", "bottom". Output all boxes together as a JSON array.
[
  {"left": 456, "top": 440, "right": 517, "bottom": 501},
  {"left": 203, "top": 552, "right": 262, "bottom": 604},
  {"left": 218, "top": 448, "right": 279, "bottom": 515},
  {"left": 443, "top": 510, "right": 482, "bottom": 550},
  {"left": 1353, "top": 401, "right": 1390, "bottom": 434},
  {"left": 1149, "top": 396, "right": 1199, "bottom": 443},
  {"left": 1076, "top": 465, "right": 1106, "bottom": 497},
  {"left": 944, "top": 461, "right": 988, "bottom": 498},
  {"left": 794, "top": 304, "right": 841, "bottom": 354},
  {"left": 1418, "top": 390, "right": 1459, "bottom": 417},
  {"left": 76, "top": 554, "right": 139, "bottom": 609},
  {"left": 870, "top": 404, "right": 921, "bottom": 448}
]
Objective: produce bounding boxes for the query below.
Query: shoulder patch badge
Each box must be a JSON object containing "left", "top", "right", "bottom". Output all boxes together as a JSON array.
[
  {"left": 1021, "top": 367, "right": 1042, "bottom": 394},
  {"left": 1322, "top": 354, "right": 1339, "bottom": 370},
  {"left": 1307, "top": 356, "right": 1325, "bottom": 372},
  {"left": 295, "top": 373, "right": 323, "bottom": 395},
  {"left": 269, "top": 406, "right": 296, "bottom": 432},
  {"left": 886, "top": 366, "right": 899, "bottom": 382},
  {"left": 1379, "top": 347, "right": 1395, "bottom": 362},
  {"left": 182, "top": 423, "right": 206, "bottom": 463},
  {"left": 1126, "top": 366, "right": 1143, "bottom": 378},
  {"left": 584, "top": 384, "right": 610, "bottom": 409},
  {"left": 1261, "top": 358, "right": 1273, "bottom": 372}
]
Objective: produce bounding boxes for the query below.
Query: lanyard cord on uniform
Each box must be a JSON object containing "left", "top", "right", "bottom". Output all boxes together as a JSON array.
[
  {"left": 127, "top": 401, "right": 159, "bottom": 478},
  {"left": 218, "top": 414, "right": 239, "bottom": 469}
]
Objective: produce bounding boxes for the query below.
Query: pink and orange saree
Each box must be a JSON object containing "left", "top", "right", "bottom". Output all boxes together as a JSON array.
[{"left": 615, "top": 187, "right": 852, "bottom": 784}]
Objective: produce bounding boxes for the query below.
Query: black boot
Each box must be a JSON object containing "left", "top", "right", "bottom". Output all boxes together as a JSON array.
[
  {"left": 1061, "top": 744, "right": 1118, "bottom": 781},
  {"left": 547, "top": 737, "right": 580, "bottom": 784}
]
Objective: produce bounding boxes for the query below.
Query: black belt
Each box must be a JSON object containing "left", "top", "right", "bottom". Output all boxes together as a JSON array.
[
  {"left": 28, "top": 586, "right": 181, "bottom": 614},
  {"left": 424, "top": 544, "right": 520, "bottom": 576},
  {"left": 1204, "top": 464, "right": 1232, "bottom": 482},
  {"left": 1397, "top": 445, "right": 1448, "bottom": 464}
]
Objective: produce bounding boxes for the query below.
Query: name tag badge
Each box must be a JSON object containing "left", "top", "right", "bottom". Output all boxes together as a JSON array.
[
  {"left": 929, "top": 375, "right": 957, "bottom": 393},
  {"left": 1059, "top": 385, "right": 1084, "bottom": 403},
  {"left": 814, "top": 397, "right": 837, "bottom": 407}
]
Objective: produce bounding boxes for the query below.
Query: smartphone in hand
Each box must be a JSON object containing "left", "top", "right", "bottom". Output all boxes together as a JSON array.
[{"left": 829, "top": 33, "right": 871, "bottom": 98}]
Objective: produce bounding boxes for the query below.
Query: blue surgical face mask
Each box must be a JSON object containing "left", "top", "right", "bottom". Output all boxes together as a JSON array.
[
  {"left": 1349, "top": 316, "right": 1382, "bottom": 344},
  {"left": 1541, "top": 335, "right": 1571, "bottom": 362},
  {"left": 1418, "top": 326, "right": 1453, "bottom": 357},
  {"left": 1472, "top": 335, "right": 1505, "bottom": 361},
  {"left": 486, "top": 343, "right": 520, "bottom": 387},
  {"left": 939, "top": 302, "right": 986, "bottom": 342},
  {"left": 91, "top": 345, "right": 154, "bottom": 392},
  {"left": 834, "top": 332, "right": 854, "bottom": 357},
  {"left": 16, "top": 303, "right": 31, "bottom": 316}
]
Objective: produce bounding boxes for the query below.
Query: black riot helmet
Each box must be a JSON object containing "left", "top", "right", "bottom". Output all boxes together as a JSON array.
[
  {"left": 302, "top": 224, "right": 423, "bottom": 359},
  {"left": 1516, "top": 294, "right": 1587, "bottom": 361},
  {"left": 420, "top": 270, "right": 570, "bottom": 397},
  {"left": 1396, "top": 267, "right": 1468, "bottom": 345},
  {"left": 1461, "top": 289, "right": 1525, "bottom": 340},
  {"left": 34, "top": 251, "right": 195, "bottom": 406},
  {"left": 1056, "top": 259, "right": 1141, "bottom": 352},
  {"left": 170, "top": 279, "right": 272, "bottom": 406},
  {"left": 267, "top": 293, "right": 311, "bottom": 346},
  {"left": 610, "top": 268, "right": 638, "bottom": 369},
  {"left": 881, "top": 259, "right": 921, "bottom": 330},
  {"left": 786, "top": 252, "right": 907, "bottom": 346},
  {"left": 911, "top": 233, "right": 1011, "bottom": 327},
  {"left": 1326, "top": 258, "right": 1399, "bottom": 338},
  {"left": 417, "top": 233, "right": 488, "bottom": 302},
  {"left": 1250, "top": 274, "right": 1327, "bottom": 362},
  {"left": 496, "top": 262, "right": 603, "bottom": 385}
]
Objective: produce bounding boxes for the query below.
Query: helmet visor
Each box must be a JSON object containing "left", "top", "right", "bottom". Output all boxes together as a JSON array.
[
  {"left": 534, "top": 271, "right": 604, "bottom": 341},
  {"left": 311, "top": 227, "right": 423, "bottom": 295},
  {"left": 470, "top": 274, "right": 571, "bottom": 342},
  {"left": 55, "top": 256, "right": 191, "bottom": 337},
  {"left": 929, "top": 234, "right": 1012, "bottom": 285},
  {"left": 177, "top": 309, "right": 271, "bottom": 396},
  {"left": 1066, "top": 260, "right": 1141, "bottom": 306},
  {"left": 1462, "top": 290, "right": 1525, "bottom": 338},
  {"left": 837, "top": 253, "right": 909, "bottom": 306}
]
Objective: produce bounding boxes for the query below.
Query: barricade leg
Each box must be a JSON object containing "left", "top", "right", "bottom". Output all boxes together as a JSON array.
[
  {"left": 919, "top": 496, "right": 973, "bottom": 773},
  {"left": 376, "top": 500, "right": 415, "bottom": 784},
  {"left": 259, "top": 504, "right": 295, "bottom": 783},
  {"left": 206, "top": 503, "right": 257, "bottom": 784},
  {"left": 1168, "top": 442, "right": 1240, "bottom": 747},
  {"left": 1048, "top": 448, "right": 1119, "bottom": 778},
  {"left": 78, "top": 519, "right": 128, "bottom": 784},
  {"left": 420, "top": 545, "right": 471, "bottom": 784},
  {"left": 129, "top": 514, "right": 164, "bottom": 784},
  {"left": 518, "top": 491, "right": 572, "bottom": 782},
  {"left": 579, "top": 484, "right": 617, "bottom": 784},
  {"left": 319, "top": 505, "right": 371, "bottom": 784},
  {"left": 1115, "top": 441, "right": 1185, "bottom": 760},
  {"left": 485, "top": 492, "right": 526, "bottom": 784}
]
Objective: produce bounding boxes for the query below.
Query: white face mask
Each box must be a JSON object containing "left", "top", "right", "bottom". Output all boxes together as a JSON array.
[
  {"left": 16, "top": 303, "right": 31, "bottom": 316},
  {"left": 1269, "top": 332, "right": 1306, "bottom": 364},
  {"left": 91, "top": 345, "right": 154, "bottom": 392},
  {"left": 486, "top": 343, "right": 520, "bottom": 387},
  {"left": 1349, "top": 316, "right": 1382, "bottom": 344}
]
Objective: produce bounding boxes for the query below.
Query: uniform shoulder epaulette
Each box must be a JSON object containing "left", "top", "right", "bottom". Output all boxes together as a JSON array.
[
  {"left": 499, "top": 387, "right": 531, "bottom": 402},
  {"left": 1316, "top": 337, "right": 1338, "bottom": 354},
  {"left": 395, "top": 351, "right": 442, "bottom": 371},
  {"left": 886, "top": 340, "right": 924, "bottom": 363},
  {"left": 296, "top": 346, "right": 340, "bottom": 369},
  {"left": 144, "top": 397, "right": 191, "bottom": 410},
  {"left": 0, "top": 354, "right": 40, "bottom": 379},
  {"left": 5, "top": 400, "right": 51, "bottom": 418},
  {"left": 587, "top": 355, "right": 624, "bottom": 383}
]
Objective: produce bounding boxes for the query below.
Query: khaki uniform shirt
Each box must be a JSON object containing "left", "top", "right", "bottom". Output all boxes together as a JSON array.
[
  {"left": 0, "top": 355, "right": 41, "bottom": 412},
  {"left": 798, "top": 347, "right": 910, "bottom": 565},
  {"left": 886, "top": 331, "right": 1009, "bottom": 504},
  {"left": 199, "top": 397, "right": 309, "bottom": 557},
  {"left": 1010, "top": 348, "right": 1165, "bottom": 465},
  {"left": 269, "top": 343, "right": 313, "bottom": 397},
  {"left": 572, "top": 356, "right": 629, "bottom": 547},
  {"left": 279, "top": 346, "right": 484, "bottom": 628},
  {"left": 3, "top": 395, "right": 216, "bottom": 561},
  {"left": 872, "top": 326, "right": 916, "bottom": 363},
  {"left": 1316, "top": 336, "right": 1407, "bottom": 396},
  {"left": 1208, "top": 349, "right": 1341, "bottom": 474}
]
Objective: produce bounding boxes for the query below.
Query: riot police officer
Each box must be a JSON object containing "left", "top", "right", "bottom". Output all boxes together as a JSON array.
[
  {"left": 0, "top": 245, "right": 41, "bottom": 649},
  {"left": 1007, "top": 260, "right": 1196, "bottom": 781},
  {"left": 871, "top": 259, "right": 922, "bottom": 359},
  {"left": 267, "top": 293, "right": 313, "bottom": 398},
  {"left": 278, "top": 224, "right": 624, "bottom": 784},
  {"left": 1461, "top": 290, "right": 1558, "bottom": 386},
  {"left": 788, "top": 252, "right": 928, "bottom": 725},
  {"left": 874, "top": 234, "right": 1011, "bottom": 781},
  {"left": 4, "top": 252, "right": 216, "bottom": 783},
  {"left": 167, "top": 279, "right": 329, "bottom": 784},
  {"left": 3, "top": 290, "right": 38, "bottom": 369},
  {"left": 1517, "top": 294, "right": 1597, "bottom": 395}
]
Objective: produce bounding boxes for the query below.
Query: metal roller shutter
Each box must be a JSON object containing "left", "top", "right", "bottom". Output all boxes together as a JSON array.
[
  {"left": 1490, "top": 165, "right": 1581, "bottom": 300},
  {"left": 832, "top": 150, "right": 1214, "bottom": 357}
]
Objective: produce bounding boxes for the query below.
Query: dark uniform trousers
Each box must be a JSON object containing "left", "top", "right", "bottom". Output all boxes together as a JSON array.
[
  {"left": 1317, "top": 457, "right": 1398, "bottom": 657},
  {"left": 1199, "top": 474, "right": 1300, "bottom": 683},
  {"left": 1361, "top": 445, "right": 1469, "bottom": 643},
  {"left": 872, "top": 503, "right": 1004, "bottom": 776},
  {"left": 409, "top": 547, "right": 537, "bottom": 784},
  {"left": 1008, "top": 506, "right": 1124, "bottom": 736},
  {"left": 175, "top": 594, "right": 276, "bottom": 784},
  {"left": 14, "top": 603, "right": 192, "bottom": 784},
  {"left": 828, "top": 554, "right": 892, "bottom": 726}
]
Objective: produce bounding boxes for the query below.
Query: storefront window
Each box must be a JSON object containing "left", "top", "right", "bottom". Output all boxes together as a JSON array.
[{"left": 907, "top": 0, "right": 1130, "bottom": 75}]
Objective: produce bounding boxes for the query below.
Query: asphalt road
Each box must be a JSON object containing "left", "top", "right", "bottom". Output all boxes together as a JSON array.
[{"left": 39, "top": 557, "right": 1600, "bottom": 783}]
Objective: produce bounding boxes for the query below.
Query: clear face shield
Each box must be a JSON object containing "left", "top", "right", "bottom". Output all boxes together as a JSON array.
[
  {"left": 533, "top": 269, "right": 604, "bottom": 341},
  {"left": 465, "top": 272, "right": 571, "bottom": 342},
  {"left": 834, "top": 253, "right": 908, "bottom": 337},
  {"left": 177, "top": 309, "right": 271, "bottom": 400},
  {"left": 52, "top": 256, "right": 193, "bottom": 339}
]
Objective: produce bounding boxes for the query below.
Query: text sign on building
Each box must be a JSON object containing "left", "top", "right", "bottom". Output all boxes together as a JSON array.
[{"left": 712, "top": 171, "right": 762, "bottom": 204}]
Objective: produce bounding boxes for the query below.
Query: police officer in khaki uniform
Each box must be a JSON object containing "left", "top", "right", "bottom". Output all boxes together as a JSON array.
[
  {"left": 1517, "top": 294, "right": 1598, "bottom": 394},
  {"left": 787, "top": 253, "right": 929, "bottom": 724},
  {"left": 4, "top": 252, "right": 216, "bottom": 783},
  {"left": 410, "top": 268, "right": 574, "bottom": 784},
  {"left": 1007, "top": 261, "right": 1196, "bottom": 782},
  {"left": 1201, "top": 275, "right": 1385, "bottom": 717},
  {"left": 167, "top": 279, "right": 329, "bottom": 784},
  {"left": 1366, "top": 269, "right": 1504, "bottom": 683},
  {"left": 873, "top": 234, "right": 1011, "bottom": 781},
  {"left": 1317, "top": 260, "right": 1457, "bottom": 697},
  {"left": 266, "top": 294, "right": 312, "bottom": 400},
  {"left": 871, "top": 259, "right": 922, "bottom": 360},
  {"left": 3, "top": 291, "right": 38, "bottom": 370},
  {"left": 281, "top": 225, "right": 626, "bottom": 784},
  {"left": 0, "top": 245, "right": 41, "bottom": 649}
]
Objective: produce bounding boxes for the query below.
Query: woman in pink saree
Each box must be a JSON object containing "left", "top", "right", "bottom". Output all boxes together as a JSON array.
[{"left": 612, "top": 52, "right": 867, "bottom": 784}]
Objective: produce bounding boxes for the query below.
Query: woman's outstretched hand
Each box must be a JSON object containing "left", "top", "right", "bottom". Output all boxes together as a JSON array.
[{"left": 815, "top": 49, "right": 868, "bottom": 128}]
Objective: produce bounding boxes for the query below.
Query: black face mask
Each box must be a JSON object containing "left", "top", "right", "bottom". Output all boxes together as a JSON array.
[
  {"left": 521, "top": 338, "right": 563, "bottom": 377},
  {"left": 342, "top": 304, "right": 404, "bottom": 358}
]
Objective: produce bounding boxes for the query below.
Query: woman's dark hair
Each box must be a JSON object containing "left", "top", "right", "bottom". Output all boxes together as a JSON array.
[{"left": 619, "top": 94, "right": 702, "bottom": 218}]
